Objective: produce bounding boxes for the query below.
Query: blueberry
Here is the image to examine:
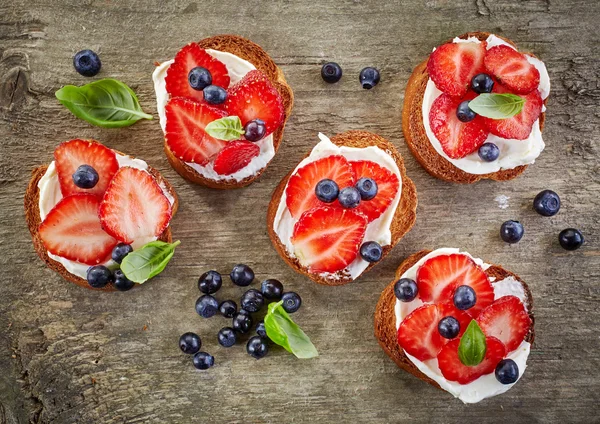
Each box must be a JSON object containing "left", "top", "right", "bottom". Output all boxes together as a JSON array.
[
  {"left": 195, "top": 295, "right": 219, "bottom": 318},
  {"left": 111, "top": 243, "right": 133, "bottom": 264},
  {"left": 86, "top": 265, "right": 114, "bottom": 288},
  {"left": 256, "top": 321, "right": 267, "bottom": 338},
  {"left": 261, "top": 279, "right": 284, "bottom": 300},
  {"left": 198, "top": 270, "right": 222, "bottom": 294},
  {"left": 217, "top": 327, "right": 237, "bottom": 348},
  {"left": 188, "top": 66, "right": 212, "bottom": 91},
  {"left": 179, "top": 332, "right": 201, "bottom": 354},
  {"left": 192, "top": 352, "right": 214, "bottom": 370},
  {"left": 281, "top": 292, "right": 302, "bottom": 313},
  {"left": 73, "top": 49, "right": 101, "bottom": 77},
  {"left": 438, "top": 316, "right": 460, "bottom": 339},
  {"left": 321, "top": 62, "right": 342, "bottom": 83},
  {"left": 230, "top": 264, "right": 254, "bottom": 286},
  {"left": 360, "top": 241, "right": 383, "bottom": 263},
  {"left": 338, "top": 187, "right": 361, "bottom": 209},
  {"left": 471, "top": 73, "right": 495, "bottom": 94},
  {"left": 240, "top": 289, "right": 264, "bottom": 313},
  {"left": 495, "top": 359, "right": 519, "bottom": 384},
  {"left": 72, "top": 164, "right": 99, "bottom": 189},
  {"left": 456, "top": 100, "right": 476, "bottom": 122},
  {"left": 355, "top": 177, "right": 378, "bottom": 200},
  {"left": 500, "top": 220, "right": 524, "bottom": 244},
  {"left": 244, "top": 119, "right": 266, "bottom": 142},
  {"left": 232, "top": 312, "right": 253, "bottom": 333},
  {"left": 113, "top": 269, "right": 135, "bottom": 291},
  {"left": 453, "top": 286, "right": 476, "bottom": 310},
  {"left": 203, "top": 85, "right": 227, "bottom": 104},
  {"left": 394, "top": 278, "right": 418, "bottom": 302},
  {"left": 315, "top": 179, "right": 340, "bottom": 203},
  {"left": 246, "top": 336, "right": 269, "bottom": 359},
  {"left": 359, "top": 67, "right": 380, "bottom": 89},
  {"left": 533, "top": 190, "right": 561, "bottom": 217},
  {"left": 559, "top": 228, "right": 584, "bottom": 251},
  {"left": 218, "top": 300, "right": 238, "bottom": 318},
  {"left": 478, "top": 143, "right": 500, "bottom": 162}
]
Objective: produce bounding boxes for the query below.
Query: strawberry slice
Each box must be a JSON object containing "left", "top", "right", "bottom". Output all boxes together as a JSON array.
[
  {"left": 99, "top": 167, "right": 172, "bottom": 244},
  {"left": 291, "top": 206, "right": 367, "bottom": 273},
  {"left": 398, "top": 304, "right": 446, "bottom": 361},
  {"left": 437, "top": 336, "right": 506, "bottom": 384},
  {"left": 476, "top": 295, "right": 531, "bottom": 352},
  {"left": 350, "top": 161, "right": 399, "bottom": 222},
  {"left": 165, "top": 97, "right": 228, "bottom": 165},
  {"left": 213, "top": 140, "right": 260, "bottom": 176},
  {"left": 285, "top": 155, "right": 354, "bottom": 219},
  {"left": 437, "top": 301, "right": 474, "bottom": 337},
  {"left": 39, "top": 194, "right": 118, "bottom": 265},
  {"left": 416, "top": 254, "right": 494, "bottom": 316},
  {"left": 164, "top": 43, "right": 230, "bottom": 102},
  {"left": 223, "top": 70, "right": 284, "bottom": 136},
  {"left": 484, "top": 45, "right": 540, "bottom": 94},
  {"left": 429, "top": 93, "right": 489, "bottom": 159},
  {"left": 54, "top": 139, "right": 119, "bottom": 197},
  {"left": 427, "top": 41, "right": 487, "bottom": 97}
]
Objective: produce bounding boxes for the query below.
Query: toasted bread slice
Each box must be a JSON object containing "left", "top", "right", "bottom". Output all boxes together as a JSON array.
[
  {"left": 162, "top": 34, "right": 294, "bottom": 189},
  {"left": 402, "top": 31, "right": 547, "bottom": 183},
  {"left": 267, "top": 130, "right": 418, "bottom": 286},
  {"left": 24, "top": 159, "right": 179, "bottom": 292},
  {"left": 374, "top": 250, "right": 535, "bottom": 390}
]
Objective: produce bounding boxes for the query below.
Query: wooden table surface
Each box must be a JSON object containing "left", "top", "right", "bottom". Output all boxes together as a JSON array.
[{"left": 1, "top": 0, "right": 599, "bottom": 423}]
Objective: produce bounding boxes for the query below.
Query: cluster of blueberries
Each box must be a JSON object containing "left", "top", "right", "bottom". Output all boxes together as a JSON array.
[
  {"left": 87, "top": 243, "right": 135, "bottom": 291},
  {"left": 321, "top": 62, "right": 381, "bottom": 90},
  {"left": 178, "top": 264, "right": 302, "bottom": 370}
]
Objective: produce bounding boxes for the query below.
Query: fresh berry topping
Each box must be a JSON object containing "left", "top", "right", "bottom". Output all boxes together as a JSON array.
[
  {"left": 436, "top": 301, "right": 473, "bottom": 338},
  {"left": 244, "top": 119, "right": 267, "bottom": 142},
  {"left": 355, "top": 177, "right": 378, "bottom": 200},
  {"left": 230, "top": 264, "right": 255, "bottom": 286},
  {"left": 559, "top": 228, "right": 584, "bottom": 251},
  {"left": 261, "top": 279, "right": 284, "bottom": 300},
  {"left": 198, "top": 270, "right": 222, "bottom": 294},
  {"left": 429, "top": 93, "right": 489, "bottom": 159},
  {"left": 164, "top": 97, "right": 228, "bottom": 165},
  {"left": 203, "top": 85, "right": 227, "bottom": 105},
  {"left": 394, "top": 278, "right": 418, "bottom": 302},
  {"left": 179, "top": 332, "right": 201, "bottom": 354},
  {"left": 398, "top": 304, "right": 445, "bottom": 361},
  {"left": 72, "top": 165, "right": 99, "bottom": 189},
  {"left": 350, "top": 161, "right": 399, "bottom": 222},
  {"left": 360, "top": 241, "right": 382, "bottom": 263},
  {"left": 256, "top": 321, "right": 267, "bottom": 338},
  {"left": 188, "top": 66, "right": 212, "bottom": 91},
  {"left": 484, "top": 45, "right": 540, "bottom": 94},
  {"left": 54, "top": 139, "right": 119, "bottom": 197},
  {"left": 416, "top": 254, "right": 494, "bottom": 316},
  {"left": 321, "top": 62, "right": 343, "bottom": 83},
  {"left": 291, "top": 206, "right": 367, "bottom": 273},
  {"left": 315, "top": 179, "right": 340, "bottom": 203},
  {"left": 217, "top": 327, "right": 237, "bottom": 348},
  {"left": 223, "top": 69, "right": 284, "bottom": 136},
  {"left": 247, "top": 336, "right": 269, "bottom": 359},
  {"left": 456, "top": 100, "right": 476, "bottom": 122},
  {"left": 453, "top": 285, "right": 477, "bottom": 310},
  {"left": 437, "top": 336, "right": 506, "bottom": 384},
  {"left": 192, "top": 351, "right": 214, "bottom": 370},
  {"left": 338, "top": 187, "right": 361, "bottom": 209},
  {"left": 427, "top": 41, "right": 487, "bottom": 97},
  {"left": 73, "top": 49, "right": 101, "bottom": 77},
  {"left": 86, "top": 265, "right": 114, "bottom": 288},
  {"left": 39, "top": 194, "right": 117, "bottom": 265},
  {"left": 500, "top": 220, "right": 524, "bottom": 244},
  {"left": 212, "top": 140, "right": 260, "bottom": 176},
  {"left": 477, "top": 296, "right": 531, "bottom": 352},
  {"left": 438, "top": 316, "right": 460, "bottom": 339},
  {"left": 232, "top": 311, "right": 253, "bottom": 333},
  {"left": 533, "top": 190, "right": 560, "bottom": 217},
  {"left": 113, "top": 269, "right": 135, "bottom": 291},
  {"left": 359, "top": 67, "right": 380, "bottom": 89},
  {"left": 165, "top": 43, "right": 230, "bottom": 102},
  {"left": 195, "top": 295, "right": 219, "bottom": 318},
  {"left": 285, "top": 155, "right": 354, "bottom": 219},
  {"left": 218, "top": 300, "right": 238, "bottom": 318},
  {"left": 282, "top": 292, "right": 302, "bottom": 313},
  {"left": 471, "top": 73, "right": 494, "bottom": 94},
  {"left": 111, "top": 243, "right": 133, "bottom": 264},
  {"left": 478, "top": 142, "right": 500, "bottom": 162},
  {"left": 99, "top": 167, "right": 172, "bottom": 244},
  {"left": 241, "top": 289, "right": 264, "bottom": 313},
  {"left": 495, "top": 359, "right": 519, "bottom": 384}
]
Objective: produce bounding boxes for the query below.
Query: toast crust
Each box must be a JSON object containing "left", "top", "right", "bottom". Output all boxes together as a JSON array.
[
  {"left": 24, "top": 162, "right": 179, "bottom": 292},
  {"left": 374, "top": 250, "right": 535, "bottom": 390},
  {"left": 163, "top": 34, "right": 294, "bottom": 189},
  {"left": 402, "top": 31, "right": 547, "bottom": 184},
  {"left": 266, "top": 130, "right": 418, "bottom": 286}
]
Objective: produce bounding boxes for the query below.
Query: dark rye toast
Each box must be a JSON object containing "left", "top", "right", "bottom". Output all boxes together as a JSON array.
[
  {"left": 267, "top": 130, "right": 418, "bottom": 286},
  {"left": 402, "top": 31, "right": 547, "bottom": 184},
  {"left": 374, "top": 250, "right": 535, "bottom": 389},
  {"left": 163, "top": 34, "right": 294, "bottom": 189}
]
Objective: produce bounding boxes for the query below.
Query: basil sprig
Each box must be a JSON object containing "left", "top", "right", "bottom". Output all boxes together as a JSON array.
[
  {"left": 264, "top": 301, "right": 318, "bottom": 359},
  {"left": 204, "top": 116, "right": 244, "bottom": 141},
  {"left": 468, "top": 93, "right": 525, "bottom": 120},
  {"left": 120, "top": 240, "right": 180, "bottom": 284},
  {"left": 458, "top": 320, "right": 487, "bottom": 366},
  {"left": 55, "top": 78, "right": 153, "bottom": 128}
]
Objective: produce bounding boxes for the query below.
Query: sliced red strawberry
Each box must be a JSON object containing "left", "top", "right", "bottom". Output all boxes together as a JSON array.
[
  {"left": 437, "top": 301, "right": 474, "bottom": 338},
  {"left": 476, "top": 295, "right": 531, "bottom": 352},
  {"left": 438, "top": 336, "right": 506, "bottom": 384},
  {"left": 165, "top": 97, "right": 228, "bottom": 165},
  {"left": 39, "top": 194, "right": 118, "bottom": 265},
  {"left": 398, "top": 304, "right": 446, "bottom": 361},
  {"left": 291, "top": 206, "right": 367, "bottom": 273},
  {"left": 285, "top": 155, "right": 354, "bottom": 219},
  {"left": 350, "top": 161, "right": 399, "bottom": 222},
  {"left": 427, "top": 41, "right": 487, "bottom": 97},
  {"left": 429, "top": 93, "right": 489, "bottom": 159},
  {"left": 416, "top": 254, "right": 494, "bottom": 316},
  {"left": 484, "top": 45, "right": 540, "bottom": 94},
  {"left": 99, "top": 167, "right": 172, "bottom": 244},
  {"left": 213, "top": 140, "right": 260, "bottom": 176},
  {"left": 223, "top": 70, "right": 284, "bottom": 135},
  {"left": 54, "top": 139, "right": 119, "bottom": 197},
  {"left": 164, "top": 43, "right": 230, "bottom": 102}
]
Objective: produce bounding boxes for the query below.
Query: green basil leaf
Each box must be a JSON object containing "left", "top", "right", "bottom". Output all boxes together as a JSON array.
[
  {"left": 458, "top": 320, "right": 487, "bottom": 366},
  {"left": 468, "top": 93, "right": 525, "bottom": 120},
  {"left": 55, "top": 78, "right": 153, "bottom": 128},
  {"left": 264, "top": 301, "right": 318, "bottom": 359},
  {"left": 204, "top": 116, "right": 244, "bottom": 141},
  {"left": 120, "top": 240, "right": 180, "bottom": 284}
]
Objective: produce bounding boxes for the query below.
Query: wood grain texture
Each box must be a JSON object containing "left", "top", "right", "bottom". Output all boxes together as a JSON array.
[{"left": 0, "top": 0, "right": 599, "bottom": 423}]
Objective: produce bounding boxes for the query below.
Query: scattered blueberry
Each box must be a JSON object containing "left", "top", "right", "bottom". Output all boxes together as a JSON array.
[
  {"left": 394, "top": 278, "right": 418, "bottom": 302},
  {"left": 188, "top": 66, "right": 212, "bottom": 91},
  {"left": 456, "top": 100, "right": 476, "bottom": 122},
  {"left": 218, "top": 300, "right": 238, "bottom": 318},
  {"left": 438, "top": 316, "right": 460, "bottom": 339},
  {"left": 360, "top": 241, "right": 383, "bottom": 263},
  {"left": 471, "top": 73, "right": 494, "bottom": 94},
  {"left": 217, "top": 327, "right": 237, "bottom": 348},
  {"left": 73, "top": 49, "right": 101, "bottom": 77},
  {"left": 240, "top": 289, "right": 264, "bottom": 313},
  {"left": 238, "top": 308, "right": 251, "bottom": 316},
  {"left": 500, "top": 220, "right": 524, "bottom": 244},
  {"left": 338, "top": 187, "right": 361, "bottom": 209},
  {"left": 247, "top": 336, "right": 269, "bottom": 359},
  {"left": 495, "top": 359, "right": 519, "bottom": 384},
  {"left": 256, "top": 321, "right": 267, "bottom": 338},
  {"left": 478, "top": 143, "right": 500, "bottom": 162},
  {"left": 230, "top": 264, "right": 254, "bottom": 286},
  {"left": 192, "top": 352, "right": 214, "bottom": 370},
  {"left": 86, "top": 265, "right": 114, "bottom": 288},
  {"left": 232, "top": 311, "right": 253, "bottom": 333},
  {"left": 72, "top": 164, "right": 99, "bottom": 189},
  {"left": 315, "top": 179, "right": 340, "bottom": 203},
  {"left": 244, "top": 119, "right": 266, "bottom": 142},
  {"left": 198, "top": 270, "right": 222, "bottom": 294},
  {"left": 355, "top": 177, "right": 378, "bottom": 200},
  {"left": 179, "top": 332, "right": 201, "bottom": 354},
  {"left": 559, "top": 228, "right": 584, "bottom": 251},
  {"left": 111, "top": 243, "right": 133, "bottom": 264},
  {"left": 203, "top": 85, "right": 227, "bottom": 104},
  {"left": 321, "top": 62, "right": 343, "bottom": 83},
  {"left": 359, "top": 67, "right": 380, "bottom": 89},
  {"left": 113, "top": 269, "right": 135, "bottom": 291},
  {"left": 195, "top": 295, "right": 219, "bottom": 318},
  {"left": 261, "top": 279, "right": 284, "bottom": 300},
  {"left": 281, "top": 292, "right": 302, "bottom": 313},
  {"left": 453, "top": 286, "right": 476, "bottom": 310},
  {"left": 533, "top": 190, "right": 561, "bottom": 217}
]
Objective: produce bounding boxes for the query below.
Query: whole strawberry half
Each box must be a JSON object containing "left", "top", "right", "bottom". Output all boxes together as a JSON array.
[
  {"left": 213, "top": 140, "right": 260, "bottom": 176},
  {"left": 476, "top": 295, "right": 531, "bottom": 352},
  {"left": 484, "top": 45, "right": 540, "bottom": 95},
  {"left": 437, "top": 336, "right": 506, "bottom": 384},
  {"left": 350, "top": 161, "right": 399, "bottom": 222}
]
